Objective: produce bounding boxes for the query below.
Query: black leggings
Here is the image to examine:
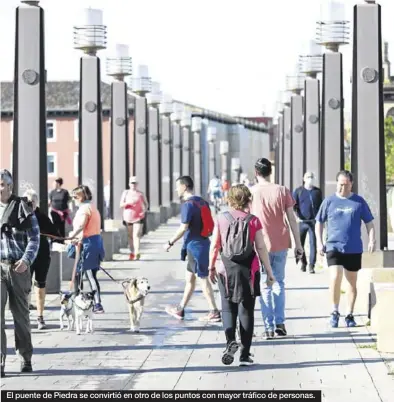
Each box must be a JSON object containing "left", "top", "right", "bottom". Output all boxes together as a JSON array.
[
  {"left": 50, "top": 211, "right": 66, "bottom": 243},
  {"left": 218, "top": 277, "right": 255, "bottom": 359},
  {"left": 74, "top": 269, "right": 101, "bottom": 304},
  {"left": 30, "top": 257, "right": 51, "bottom": 288}
]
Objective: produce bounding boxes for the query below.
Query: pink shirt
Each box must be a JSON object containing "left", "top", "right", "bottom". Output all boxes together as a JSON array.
[
  {"left": 216, "top": 209, "right": 262, "bottom": 282},
  {"left": 121, "top": 190, "right": 145, "bottom": 224},
  {"left": 250, "top": 182, "right": 295, "bottom": 252}
]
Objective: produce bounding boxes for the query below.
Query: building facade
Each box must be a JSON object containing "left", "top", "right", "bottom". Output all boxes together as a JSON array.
[{"left": 1, "top": 81, "right": 134, "bottom": 192}]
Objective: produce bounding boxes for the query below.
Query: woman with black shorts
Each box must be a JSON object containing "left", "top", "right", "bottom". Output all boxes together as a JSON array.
[{"left": 24, "top": 190, "right": 61, "bottom": 330}]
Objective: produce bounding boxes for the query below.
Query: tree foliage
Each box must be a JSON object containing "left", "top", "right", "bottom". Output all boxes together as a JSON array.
[{"left": 385, "top": 116, "right": 394, "bottom": 184}]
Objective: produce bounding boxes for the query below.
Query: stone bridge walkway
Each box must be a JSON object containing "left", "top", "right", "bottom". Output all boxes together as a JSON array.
[{"left": 1, "top": 217, "right": 393, "bottom": 401}]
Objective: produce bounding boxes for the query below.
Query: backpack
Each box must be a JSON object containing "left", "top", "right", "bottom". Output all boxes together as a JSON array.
[
  {"left": 187, "top": 199, "right": 214, "bottom": 238},
  {"left": 221, "top": 212, "right": 255, "bottom": 263}
]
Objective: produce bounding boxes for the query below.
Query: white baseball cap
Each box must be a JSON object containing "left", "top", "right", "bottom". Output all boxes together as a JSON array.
[{"left": 129, "top": 176, "right": 138, "bottom": 183}]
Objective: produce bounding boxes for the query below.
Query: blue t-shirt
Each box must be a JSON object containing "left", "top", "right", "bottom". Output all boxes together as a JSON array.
[
  {"left": 315, "top": 193, "right": 374, "bottom": 254},
  {"left": 181, "top": 196, "right": 209, "bottom": 246}
]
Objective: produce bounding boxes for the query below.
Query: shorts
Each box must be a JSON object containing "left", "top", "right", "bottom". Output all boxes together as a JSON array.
[
  {"left": 212, "top": 190, "right": 221, "bottom": 199},
  {"left": 326, "top": 250, "right": 362, "bottom": 272},
  {"left": 186, "top": 249, "right": 209, "bottom": 278}
]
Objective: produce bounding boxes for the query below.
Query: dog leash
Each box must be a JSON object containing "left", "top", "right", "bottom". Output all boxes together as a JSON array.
[{"left": 99, "top": 266, "right": 143, "bottom": 305}]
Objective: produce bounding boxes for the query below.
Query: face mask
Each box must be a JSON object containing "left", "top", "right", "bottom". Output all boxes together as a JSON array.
[{"left": 304, "top": 178, "right": 314, "bottom": 187}]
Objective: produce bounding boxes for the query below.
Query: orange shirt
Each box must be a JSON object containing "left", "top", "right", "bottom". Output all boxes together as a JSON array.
[{"left": 73, "top": 202, "right": 101, "bottom": 238}]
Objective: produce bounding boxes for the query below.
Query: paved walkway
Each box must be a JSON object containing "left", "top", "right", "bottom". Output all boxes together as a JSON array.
[{"left": 1, "top": 216, "right": 393, "bottom": 401}]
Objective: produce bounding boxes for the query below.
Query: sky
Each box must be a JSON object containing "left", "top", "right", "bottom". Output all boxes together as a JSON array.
[{"left": 0, "top": 0, "right": 393, "bottom": 118}]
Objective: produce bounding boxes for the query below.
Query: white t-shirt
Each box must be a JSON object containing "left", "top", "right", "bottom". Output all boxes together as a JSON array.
[{"left": 209, "top": 178, "right": 221, "bottom": 192}]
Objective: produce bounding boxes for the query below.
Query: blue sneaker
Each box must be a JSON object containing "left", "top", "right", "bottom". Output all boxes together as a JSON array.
[
  {"left": 330, "top": 311, "right": 340, "bottom": 328},
  {"left": 93, "top": 303, "right": 104, "bottom": 314},
  {"left": 345, "top": 314, "right": 357, "bottom": 327}
]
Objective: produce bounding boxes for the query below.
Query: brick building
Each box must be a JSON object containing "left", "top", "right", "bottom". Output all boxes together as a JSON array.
[{"left": 0, "top": 81, "right": 135, "bottom": 192}]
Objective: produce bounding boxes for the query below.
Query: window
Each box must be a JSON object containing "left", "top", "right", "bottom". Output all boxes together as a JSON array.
[
  {"left": 74, "top": 152, "right": 79, "bottom": 177},
  {"left": 74, "top": 119, "right": 79, "bottom": 142},
  {"left": 46, "top": 120, "right": 56, "bottom": 142},
  {"left": 47, "top": 153, "right": 57, "bottom": 176},
  {"left": 387, "top": 107, "right": 394, "bottom": 120}
]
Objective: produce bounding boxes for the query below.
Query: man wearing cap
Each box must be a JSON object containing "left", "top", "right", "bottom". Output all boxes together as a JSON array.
[
  {"left": 120, "top": 176, "right": 148, "bottom": 260},
  {"left": 0, "top": 169, "right": 40, "bottom": 377},
  {"left": 250, "top": 158, "right": 303, "bottom": 339},
  {"left": 292, "top": 172, "right": 323, "bottom": 274}
]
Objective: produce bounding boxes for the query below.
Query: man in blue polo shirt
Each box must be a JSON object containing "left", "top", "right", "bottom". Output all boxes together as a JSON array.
[
  {"left": 163, "top": 176, "right": 220, "bottom": 322},
  {"left": 315, "top": 170, "right": 376, "bottom": 328},
  {"left": 293, "top": 171, "right": 323, "bottom": 274}
]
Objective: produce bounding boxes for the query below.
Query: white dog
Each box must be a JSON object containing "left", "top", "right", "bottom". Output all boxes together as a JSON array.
[
  {"left": 59, "top": 292, "right": 75, "bottom": 331},
  {"left": 124, "top": 277, "right": 150, "bottom": 333},
  {"left": 73, "top": 291, "right": 95, "bottom": 335}
]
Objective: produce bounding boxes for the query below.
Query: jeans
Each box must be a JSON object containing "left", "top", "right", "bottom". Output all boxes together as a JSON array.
[
  {"left": 259, "top": 249, "right": 287, "bottom": 331},
  {"left": 218, "top": 277, "right": 255, "bottom": 359},
  {"left": 299, "top": 221, "right": 316, "bottom": 267}
]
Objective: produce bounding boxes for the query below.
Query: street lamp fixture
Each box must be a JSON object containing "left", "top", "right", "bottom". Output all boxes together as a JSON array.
[
  {"left": 146, "top": 81, "right": 162, "bottom": 106},
  {"left": 159, "top": 93, "right": 173, "bottom": 116},
  {"left": 106, "top": 44, "right": 132, "bottom": 81},
  {"left": 316, "top": 0, "right": 350, "bottom": 52},
  {"left": 132, "top": 64, "right": 152, "bottom": 96},
  {"left": 220, "top": 141, "right": 229, "bottom": 156},
  {"left": 171, "top": 103, "right": 184, "bottom": 123},
  {"left": 73, "top": 8, "right": 107, "bottom": 55},
  {"left": 299, "top": 40, "right": 323, "bottom": 78},
  {"left": 207, "top": 127, "right": 217, "bottom": 143},
  {"left": 181, "top": 110, "right": 192, "bottom": 128},
  {"left": 286, "top": 63, "right": 305, "bottom": 94},
  {"left": 191, "top": 117, "right": 202, "bottom": 132}
]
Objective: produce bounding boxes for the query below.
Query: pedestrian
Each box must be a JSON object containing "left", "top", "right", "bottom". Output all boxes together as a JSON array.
[
  {"left": 164, "top": 176, "right": 221, "bottom": 322},
  {"left": 48, "top": 177, "right": 71, "bottom": 243},
  {"left": 292, "top": 171, "right": 323, "bottom": 274},
  {"left": 209, "top": 184, "right": 276, "bottom": 366},
  {"left": 103, "top": 180, "right": 110, "bottom": 219},
  {"left": 23, "top": 189, "right": 60, "bottom": 329},
  {"left": 250, "top": 158, "right": 303, "bottom": 338},
  {"left": 68, "top": 185, "right": 105, "bottom": 314},
  {"left": 0, "top": 169, "right": 39, "bottom": 377},
  {"left": 221, "top": 175, "right": 230, "bottom": 205},
  {"left": 120, "top": 176, "right": 148, "bottom": 261},
  {"left": 315, "top": 170, "right": 376, "bottom": 328}
]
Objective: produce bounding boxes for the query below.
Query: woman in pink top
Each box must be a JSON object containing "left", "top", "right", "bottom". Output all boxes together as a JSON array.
[
  {"left": 120, "top": 176, "right": 148, "bottom": 260},
  {"left": 209, "top": 184, "right": 275, "bottom": 366}
]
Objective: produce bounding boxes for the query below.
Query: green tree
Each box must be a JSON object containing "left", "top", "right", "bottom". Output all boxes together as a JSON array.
[{"left": 385, "top": 116, "right": 394, "bottom": 184}]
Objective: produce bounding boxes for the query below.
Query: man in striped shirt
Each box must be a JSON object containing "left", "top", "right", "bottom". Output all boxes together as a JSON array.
[{"left": 0, "top": 169, "right": 40, "bottom": 378}]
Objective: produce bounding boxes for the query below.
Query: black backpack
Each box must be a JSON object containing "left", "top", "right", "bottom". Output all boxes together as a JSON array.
[{"left": 221, "top": 212, "right": 255, "bottom": 263}]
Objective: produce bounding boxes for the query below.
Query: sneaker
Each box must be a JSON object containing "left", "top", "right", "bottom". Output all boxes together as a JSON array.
[
  {"left": 264, "top": 330, "right": 275, "bottom": 339},
  {"left": 221, "top": 341, "right": 239, "bottom": 365},
  {"left": 93, "top": 303, "right": 104, "bottom": 314},
  {"left": 199, "top": 310, "right": 221, "bottom": 322},
  {"left": 300, "top": 264, "right": 307, "bottom": 272},
  {"left": 330, "top": 311, "right": 340, "bottom": 328},
  {"left": 37, "top": 316, "right": 47, "bottom": 330},
  {"left": 165, "top": 305, "right": 185, "bottom": 320},
  {"left": 239, "top": 356, "right": 254, "bottom": 366},
  {"left": 309, "top": 265, "right": 315, "bottom": 274},
  {"left": 21, "top": 361, "right": 32, "bottom": 373},
  {"left": 29, "top": 304, "right": 35, "bottom": 311},
  {"left": 275, "top": 324, "right": 287, "bottom": 336},
  {"left": 135, "top": 253, "right": 141, "bottom": 260},
  {"left": 345, "top": 314, "right": 357, "bottom": 327},
  {"left": 129, "top": 253, "right": 135, "bottom": 261}
]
